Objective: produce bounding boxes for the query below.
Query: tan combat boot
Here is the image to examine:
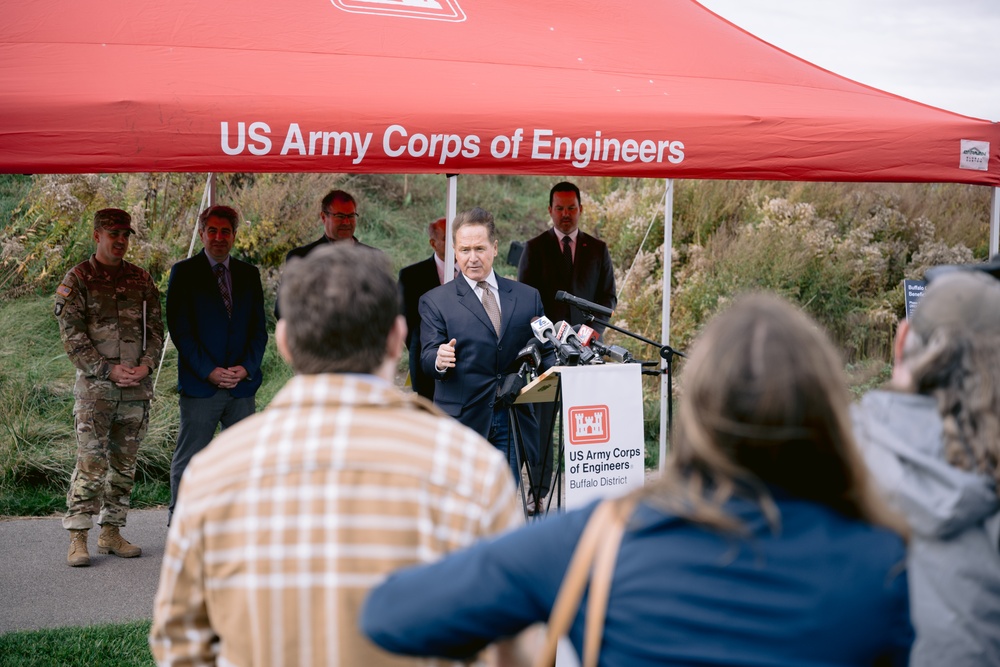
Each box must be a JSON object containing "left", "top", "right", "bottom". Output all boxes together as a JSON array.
[
  {"left": 97, "top": 525, "right": 141, "bottom": 558},
  {"left": 67, "top": 529, "right": 90, "bottom": 567}
]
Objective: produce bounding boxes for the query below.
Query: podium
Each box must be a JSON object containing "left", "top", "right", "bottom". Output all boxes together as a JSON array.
[
  {"left": 515, "top": 364, "right": 645, "bottom": 512},
  {"left": 516, "top": 366, "right": 564, "bottom": 404}
]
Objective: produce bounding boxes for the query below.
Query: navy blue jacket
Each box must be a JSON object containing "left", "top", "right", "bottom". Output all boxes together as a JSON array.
[
  {"left": 166, "top": 250, "right": 267, "bottom": 398},
  {"left": 418, "top": 274, "right": 545, "bottom": 444},
  {"left": 363, "top": 493, "right": 913, "bottom": 666}
]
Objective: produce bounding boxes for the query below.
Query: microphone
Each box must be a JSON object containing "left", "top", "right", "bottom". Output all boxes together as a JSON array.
[
  {"left": 576, "top": 324, "right": 633, "bottom": 363},
  {"left": 554, "top": 290, "right": 613, "bottom": 318},
  {"left": 577, "top": 324, "right": 599, "bottom": 347},
  {"left": 531, "top": 316, "right": 579, "bottom": 365},
  {"left": 498, "top": 339, "right": 545, "bottom": 408},
  {"left": 555, "top": 320, "right": 598, "bottom": 365},
  {"left": 514, "top": 338, "right": 543, "bottom": 373}
]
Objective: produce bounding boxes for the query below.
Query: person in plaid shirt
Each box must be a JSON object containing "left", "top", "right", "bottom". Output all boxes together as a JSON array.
[{"left": 150, "top": 243, "right": 522, "bottom": 666}]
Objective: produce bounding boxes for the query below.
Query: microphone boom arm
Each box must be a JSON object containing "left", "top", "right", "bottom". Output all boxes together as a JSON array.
[{"left": 582, "top": 314, "right": 685, "bottom": 363}]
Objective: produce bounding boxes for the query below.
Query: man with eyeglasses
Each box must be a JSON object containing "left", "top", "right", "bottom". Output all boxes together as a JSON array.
[{"left": 277, "top": 189, "right": 381, "bottom": 318}]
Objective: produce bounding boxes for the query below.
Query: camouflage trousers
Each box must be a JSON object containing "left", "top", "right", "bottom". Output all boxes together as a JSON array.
[{"left": 62, "top": 399, "right": 149, "bottom": 531}]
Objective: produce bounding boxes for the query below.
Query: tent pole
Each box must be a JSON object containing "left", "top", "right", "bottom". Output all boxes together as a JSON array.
[
  {"left": 444, "top": 174, "right": 458, "bottom": 283},
  {"left": 658, "top": 179, "right": 674, "bottom": 473},
  {"left": 156, "top": 174, "right": 213, "bottom": 394},
  {"left": 990, "top": 186, "right": 999, "bottom": 258}
]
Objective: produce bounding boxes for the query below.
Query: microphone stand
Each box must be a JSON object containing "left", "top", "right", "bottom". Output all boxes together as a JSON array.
[{"left": 581, "top": 313, "right": 685, "bottom": 447}]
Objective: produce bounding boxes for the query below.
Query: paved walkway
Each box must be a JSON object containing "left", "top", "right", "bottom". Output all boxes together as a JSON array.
[{"left": 0, "top": 508, "right": 169, "bottom": 635}]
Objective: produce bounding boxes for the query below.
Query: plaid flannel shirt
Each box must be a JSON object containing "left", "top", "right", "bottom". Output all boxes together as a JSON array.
[{"left": 150, "top": 373, "right": 522, "bottom": 667}]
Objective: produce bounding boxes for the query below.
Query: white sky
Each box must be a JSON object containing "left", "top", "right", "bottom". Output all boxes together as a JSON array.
[{"left": 697, "top": 0, "right": 1000, "bottom": 121}]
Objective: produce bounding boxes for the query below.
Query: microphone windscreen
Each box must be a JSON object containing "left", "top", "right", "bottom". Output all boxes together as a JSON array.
[{"left": 577, "top": 324, "right": 597, "bottom": 346}]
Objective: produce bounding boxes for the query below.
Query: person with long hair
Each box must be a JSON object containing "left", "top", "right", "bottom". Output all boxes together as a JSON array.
[
  {"left": 362, "top": 293, "right": 913, "bottom": 666},
  {"left": 854, "top": 270, "right": 1000, "bottom": 667}
]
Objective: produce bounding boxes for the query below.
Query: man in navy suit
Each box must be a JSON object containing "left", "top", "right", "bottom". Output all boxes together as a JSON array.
[
  {"left": 397, "top": 217, "right": 448, "bottom": 401},
  {"left": 518, "top": 182, "right": 617, "bottom": 507},
  {"left": 419, "top": 208, "right": 548, "bottom": 484},
  {"left": 165, "top": 205, "right": 267, "bottom": 521},
  {"left": 276, "top": 189, "right": 381, "bottom": 319}
]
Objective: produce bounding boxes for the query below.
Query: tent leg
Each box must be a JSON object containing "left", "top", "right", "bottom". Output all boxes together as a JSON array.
[
  {"left": 658, "top": 179, "right": 674, "bottom": 473},
  {"left": 990, "top": 186, "right": 999, "bottom": 259},
  {"left": 156, "top": 173, "right": 214, "bottom": 395},
  {"left": 444, "top": 175, "right": 458, "bottom": 283}
]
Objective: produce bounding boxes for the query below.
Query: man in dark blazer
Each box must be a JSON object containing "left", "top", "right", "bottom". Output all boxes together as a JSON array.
[
  {"left": 165, "top": 205, "right": 267, "bottom": 522},
  {"left": 275, "top": 189, "right": 381, "bottom": 319},
  {"left": 517, "top": 181, "right": 618, "bottom": 507},
  {"left": 397, "top": 217, "right": 448, "bottom": 401},
  {"left": 419, "top": 208, "right": 548, "bottom": 485},
  {"left": 518, "top": 181, "right": 617, "bottom": 330}
]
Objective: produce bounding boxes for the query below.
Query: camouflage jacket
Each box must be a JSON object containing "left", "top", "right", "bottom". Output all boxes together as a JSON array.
[{"left": 54, "top": 255, "right": 165, "bottom": 400}]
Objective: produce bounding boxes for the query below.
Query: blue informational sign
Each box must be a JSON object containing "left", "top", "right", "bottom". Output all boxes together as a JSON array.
[{"left": 903, "top": 279, "right": 927, "bottom": 321}]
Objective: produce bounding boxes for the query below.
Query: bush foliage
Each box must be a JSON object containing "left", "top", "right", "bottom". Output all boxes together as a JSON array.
[{"left": 0, "top": 173, "right": 992, "bottom": 513}]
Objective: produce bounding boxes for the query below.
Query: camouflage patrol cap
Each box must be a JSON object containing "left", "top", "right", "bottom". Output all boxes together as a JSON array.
[
  {"left": 93, "top": 208, "right": 136, "bottom": 233},
  {"left": 911, "top": 270, "right": 1000, "bottom": 339}
]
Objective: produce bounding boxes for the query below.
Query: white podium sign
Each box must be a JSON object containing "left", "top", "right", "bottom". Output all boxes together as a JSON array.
[{"left": 559, "top": 364, "right": 645, "bottom": 509}]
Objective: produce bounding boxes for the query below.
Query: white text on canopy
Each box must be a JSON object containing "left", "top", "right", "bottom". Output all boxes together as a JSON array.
[{"left": 219, "top": 122, "right": 685, "bottom": 168}]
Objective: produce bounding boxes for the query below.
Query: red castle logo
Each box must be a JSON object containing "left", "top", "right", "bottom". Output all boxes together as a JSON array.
[
  {"left": 568, "top": 406, "right": 610, "bottom": 445},
  {"left": 331, "top": 0, "right": 466, "bottom": 22}
]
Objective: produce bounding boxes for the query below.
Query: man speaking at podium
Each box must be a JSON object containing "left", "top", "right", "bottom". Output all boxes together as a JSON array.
[{"left": 419, "top": 207, "right": 547, "bottom": 484}]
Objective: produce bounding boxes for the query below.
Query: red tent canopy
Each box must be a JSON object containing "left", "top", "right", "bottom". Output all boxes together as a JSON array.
[{"left": 1, "top": 0, "right": 997, "bottom": 185}]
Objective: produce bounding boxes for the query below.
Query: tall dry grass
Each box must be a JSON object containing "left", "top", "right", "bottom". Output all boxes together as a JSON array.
[{"left": 0, "top": 173, "right": 994, "bottom": 506}]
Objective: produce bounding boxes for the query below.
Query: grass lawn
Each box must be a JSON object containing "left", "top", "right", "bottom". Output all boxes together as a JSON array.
[{"left": 0, "top": 620, "right": 154, "bottom": 667}]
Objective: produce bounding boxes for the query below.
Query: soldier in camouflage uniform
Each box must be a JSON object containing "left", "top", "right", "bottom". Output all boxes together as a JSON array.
[{"left": 54, "top": 208, "right": 164, "bottom": 567}]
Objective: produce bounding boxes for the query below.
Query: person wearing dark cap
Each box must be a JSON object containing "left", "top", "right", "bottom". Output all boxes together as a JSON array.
[
  {"left": 853, "top": 270, "right": 1000, "bottom": 666},
  {"left": 275, "top": 189, "right": 382, "bottom": 319},
  {"left": 54, "top": 208, "right": 164, "bottom": 567}
]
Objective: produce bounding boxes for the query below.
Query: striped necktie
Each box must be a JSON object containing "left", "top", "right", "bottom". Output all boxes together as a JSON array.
[{"left": 214, "top": 263, "right": 232, "bottom": 318}]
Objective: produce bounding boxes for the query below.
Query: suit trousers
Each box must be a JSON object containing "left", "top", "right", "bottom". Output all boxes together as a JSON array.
[
  {"left": 169, "top": 389, "right": 255, "bottom": 520},
  {"left": 488, "top": 406, "right": 520, "bottom": 486},
  {"left": 528, "top": 400, "right": 558, "bottom": 500}
]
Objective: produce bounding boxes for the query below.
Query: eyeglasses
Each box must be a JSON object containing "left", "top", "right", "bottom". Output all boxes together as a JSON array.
[{"left": 323, "top": 211, "right": 359, "bottom": 221}]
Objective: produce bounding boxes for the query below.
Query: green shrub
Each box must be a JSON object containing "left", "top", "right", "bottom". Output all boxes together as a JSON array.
[{"left": 0, "top": 174, "right": 993, "bottom": 513}]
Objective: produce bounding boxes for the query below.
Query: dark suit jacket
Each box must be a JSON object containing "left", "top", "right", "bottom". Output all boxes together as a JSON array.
[
  {"left": 418, "top": 274, "right": 545, "bottom": 446},
  {"left": 276, "top": 235, "right": 380, "bottom": 319},
  {"left": 398, "top": 255, "right": 441, "bottom": 401},
  {"left": 166, "top": 250, "right": 267, "bottom": 399},
  {"left": 517, "top": 228, "right": 617, "bottom": 332}
]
